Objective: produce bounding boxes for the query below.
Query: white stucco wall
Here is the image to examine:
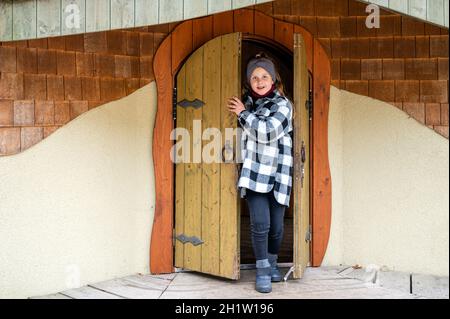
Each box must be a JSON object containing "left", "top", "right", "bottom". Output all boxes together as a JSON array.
[
  {"left": 323, "top": 86, "right": 449, "bottom": 277},
  {"left": 0, "top": 82, "right": 157, "bottom": 299}
]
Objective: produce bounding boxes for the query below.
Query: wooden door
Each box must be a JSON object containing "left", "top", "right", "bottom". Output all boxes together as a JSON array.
[
  {"left": 174, "top": 32, "right": 242, "bottom": 280},
  {"left": 293, "top": 33, "right": 311, "bottom": 279}
]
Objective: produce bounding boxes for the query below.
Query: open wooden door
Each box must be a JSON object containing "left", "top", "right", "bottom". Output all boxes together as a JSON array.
[
  {"left": 293, "top": 33, "right": 311, "bottom": 279},
  {"left": 174, "top": 32, "right": 242, "bottom": 280}
]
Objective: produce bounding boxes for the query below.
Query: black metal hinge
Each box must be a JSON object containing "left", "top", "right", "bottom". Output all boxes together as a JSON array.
[
  {"left": 173, "top": 229, "right": 176, "bottom": 247},
  {"left": 173, "top": 87, "right": 177, "bottom": 121},
  {"left": 176, "top": 233, "right": 204, "bottom": 246},
  {"left": 177, "top": 99, "right": 205, "bottom": 109},
  {"left": 305, "top": 89, "right": 313, "bottom": 120}
]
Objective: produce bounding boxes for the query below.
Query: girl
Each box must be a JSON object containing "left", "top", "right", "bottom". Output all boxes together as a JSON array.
[{"left": 227, "top": 53, "right": 294, "bottom": 293}]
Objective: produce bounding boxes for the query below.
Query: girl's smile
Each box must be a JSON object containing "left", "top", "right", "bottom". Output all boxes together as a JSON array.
[{"left": 250, "top": 67, "right": 274, "bottom": 96}]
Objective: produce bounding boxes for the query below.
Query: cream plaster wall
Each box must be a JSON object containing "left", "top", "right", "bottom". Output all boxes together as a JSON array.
[
  {"left": 0, "top": 82, "right": 157, "bottom": 299},
  {"left": 322, "top": 87, "right": 345, "bottom": 267},
  {"left": 323, "top": 86, "right": 449, "bottom": 277}
]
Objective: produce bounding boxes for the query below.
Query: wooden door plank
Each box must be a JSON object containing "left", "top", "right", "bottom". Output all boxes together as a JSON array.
[
  {"left": 174, "top": 33, "right": 241, "bottom": 280},
  {"left": 175, "top": 65, "right": 187, "bottom": 268},
  {"left": 293, "top": 32, "right": 302, "bottom": 278},
  {"left": 135, "top": 0, "right": 159, "bottom": 27},
  {"left": 0, "top": 0, "right": 13, "bottom": 41},
  {"left": 86, "top": 0, "right": 110, "bottom": 32},
  {"left": 294, "top": 25, "right": 313, "bottom": 72},
  {"left": 12, "top": 0, "right": 37, "bottom": 40},
  {"left": 301, "top": 73, "right": 311, "bottom": 273},
  {"left": 219, "top": 32, "right": 241, "bottom": 279},
  {"left": 37, "top": 0, "right": 61, "bottom": 38},
  {"left": 201, "top": 37, "right": 222, "bottom": 275},
  {"left": 293, "top": 33, "right": 310, "bottom": 279},
  {"left": 183, "top": 47, "right": 204, "bottom": 272}
]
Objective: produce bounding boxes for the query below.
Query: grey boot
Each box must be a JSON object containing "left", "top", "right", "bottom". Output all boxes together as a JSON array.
[
  {"left": 268, "top": 253, "right": 282, "bottom": 282},
  {"left": 255, "top": 259, "right": 272, "bottom": 293}
]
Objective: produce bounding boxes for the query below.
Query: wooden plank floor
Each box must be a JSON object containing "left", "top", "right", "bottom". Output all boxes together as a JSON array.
[{"left": 30, "top": 267, "right": 425, "bottom": 299}]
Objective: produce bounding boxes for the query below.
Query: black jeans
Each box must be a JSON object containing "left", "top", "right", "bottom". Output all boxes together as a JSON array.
[{"left": 245, "top": 188, "right": 286, "bottom": 261}]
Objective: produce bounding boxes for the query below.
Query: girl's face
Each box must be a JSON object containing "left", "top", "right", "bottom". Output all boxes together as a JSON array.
[{"left": 249, "top": 67, "right": 274, "bottom": 96}]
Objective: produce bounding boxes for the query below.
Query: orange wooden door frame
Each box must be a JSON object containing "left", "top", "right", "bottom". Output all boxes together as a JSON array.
[{"left": 150, "top": 9, "right": 331, "bottom": 274}]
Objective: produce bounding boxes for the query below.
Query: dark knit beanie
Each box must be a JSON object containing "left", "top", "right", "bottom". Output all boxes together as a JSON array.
[{"left": 246, "top": 58, "right": 276, "bottom": 84}]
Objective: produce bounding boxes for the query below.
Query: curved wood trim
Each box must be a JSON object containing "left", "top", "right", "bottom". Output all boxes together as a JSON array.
[
  {"left": 312, "top": 39, "right": 332, "bottom": 266},
  {"left": 151, "top": 9, "right": 332, "bottom": 273},
  {"left": 150, "top": 34, "right": 174, "bottom": 274}
]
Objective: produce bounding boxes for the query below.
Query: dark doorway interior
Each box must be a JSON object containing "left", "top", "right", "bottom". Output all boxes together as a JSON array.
[{"left": 239, "top": 38, "right": 294, "bottom": 264}]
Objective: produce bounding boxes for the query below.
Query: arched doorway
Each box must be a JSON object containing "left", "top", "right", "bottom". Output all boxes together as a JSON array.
[
  {"left": 150, "top": 10, "right": 331, "bottom": 277},
  {"left": 240, "top": 36, "right": 296, "bottom": 265}
]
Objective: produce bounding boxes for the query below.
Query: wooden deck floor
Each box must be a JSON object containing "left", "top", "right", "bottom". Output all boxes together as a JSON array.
[{"left": 31, "top": 266, "right": 424, "bottom": 299}]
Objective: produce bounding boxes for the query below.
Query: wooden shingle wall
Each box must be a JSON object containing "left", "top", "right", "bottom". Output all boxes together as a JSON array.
[
  {"left": 0, "top": 24, "right": 172, "bottom": 155},
  {"left": 267, "top": 0, "right": 448, "bottom": 138},
  {"left": 0, "top": 0, "right": 448, "bottom": 155},
  {"left": 0, "top": 0, "right": 273, "bottom": 41}
]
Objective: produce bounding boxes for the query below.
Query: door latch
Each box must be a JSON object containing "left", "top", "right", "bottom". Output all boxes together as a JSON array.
[
  {"left": 305, "top": 225, "right": 312, "bottom": 242},
  {"left": 300, "top": 141, "right": 306, "bottom": 188}
]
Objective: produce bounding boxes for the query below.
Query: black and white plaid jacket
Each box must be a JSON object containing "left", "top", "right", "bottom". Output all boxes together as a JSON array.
[{"left": 236, "top": 89, "right": 293, "bottom": 207}]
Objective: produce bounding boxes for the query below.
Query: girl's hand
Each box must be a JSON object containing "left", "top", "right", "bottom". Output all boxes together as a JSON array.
[{"left": 227, "top": 97, "right": 245, "bottom": 116}]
